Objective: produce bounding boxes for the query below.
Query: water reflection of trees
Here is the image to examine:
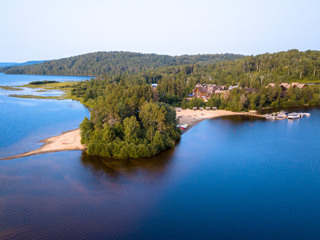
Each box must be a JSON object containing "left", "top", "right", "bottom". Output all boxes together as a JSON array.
[{"left": 80, "top": 147, "right": 176, "bottom": 184}]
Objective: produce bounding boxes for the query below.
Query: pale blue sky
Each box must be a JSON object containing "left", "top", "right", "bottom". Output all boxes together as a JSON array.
[{"left": 1, "top": 0, "right": 319, "bottom": 62}]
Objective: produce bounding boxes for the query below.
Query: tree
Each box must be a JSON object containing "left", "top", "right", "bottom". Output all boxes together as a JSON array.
[
  {"left": 188, "top": 98, "right": 203, "bottom": 109},
  {"left": 206, "top": 94, "right": 221, "bottom": 108},
  {"left": 181, "top": 98, "right": 188, "bottom": 109},
  {"left": 239, "top": 94, "right": 248, "bottom": 110},
  {"left": 260, "top": 94, "right": 266, "bottom": 108},
  {"left": 123, "top": 116, "right": 140, "bottom": 143},
  {"left": 79, "top": 117, "right": 94, "bottom": 144}
]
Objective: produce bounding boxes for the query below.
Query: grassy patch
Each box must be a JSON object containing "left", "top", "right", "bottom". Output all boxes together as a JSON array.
[
  {"left": 20, "top": 81, "right": 78, "bottom": 89},
  {"left": 7, "top": 81, "right": 89, "bottom": 104},
  {"left": 8, "top": 81, "right": 81, "bottom": 100},
  {"left": 9, "top": 94, "right": 65, "bottom": 100},
  {"left": 0, "top": 86, "right": 23, "bottom": 91},
  {"left": 62, "top": 91, "right": 93, "bottom": 108}
]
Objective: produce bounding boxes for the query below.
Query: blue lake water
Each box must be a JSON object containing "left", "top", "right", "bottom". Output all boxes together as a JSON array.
[
  {"left": 0, "top": 72, "right": 90, "bottom": 86},
  {"left": 0, "top": 73, "right": 90, "bottom": 158},
  {"left": 1, "top": 73, "right": 320, "bottom": 239}
]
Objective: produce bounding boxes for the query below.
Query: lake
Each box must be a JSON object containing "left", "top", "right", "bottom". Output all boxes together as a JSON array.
[
  {"left": 1, "top": 74, "right": 320, "bottom": 239},
  {"left": 0, "top": 73, "right": 91, "bottom": 158}
]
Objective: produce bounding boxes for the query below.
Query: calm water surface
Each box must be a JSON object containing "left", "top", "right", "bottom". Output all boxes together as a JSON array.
[
  {"left": 0, "top": 73, "right": 90, "bottom": 158},
  {"left": 0, "top": 72, "right": 90, "bottom": 86},
  {"left": 1, "top": 74, "right": 320, "bottom": 239}
]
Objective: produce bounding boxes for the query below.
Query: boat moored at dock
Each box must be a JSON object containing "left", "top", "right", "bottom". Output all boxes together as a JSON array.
[
  {"left": 266, "top": 115, "right": 276, "bottom": 120},
  {"left": 264, "top": 111, "right": 310, "bottom": 121},
  {"left": 287, "top": 113, "right": 300, "bottom": 120},
  {"left": 276, "top": 114, "right": 286, "bottom": 120},
  {"left": 300, "top": 112, "right": 311, "bottom": 117}
]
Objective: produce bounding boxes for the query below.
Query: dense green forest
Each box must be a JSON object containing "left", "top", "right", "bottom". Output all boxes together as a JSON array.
[
  {"left": 78, "top": 79, "right": 180, "bottom": 159},
  {"left": 1, "top": 51, "right": 244, "bottom": 76},
  {"left": 72, "top": 49, "right": 320, "bottom": 102},
  {"left": 153, "top": 49, "right": 320, "bottom": 97},
  {"left": 60, "top": 50, "right": 320, "bottom": 158},
  {"left": 187, "top": 84, "right": 320, "bottom": 112},
  {"left": 72, "top": 50, "right": 320, "bottom": 112},
  {"left": 193, "top": 49, "right": 320, "bottom": 86},
  {"left": 144, "top": 49, "right": 320, "bottom": 108}
]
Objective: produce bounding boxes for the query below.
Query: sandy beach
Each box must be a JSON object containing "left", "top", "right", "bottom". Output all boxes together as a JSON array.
[
  {"left": 1, "top": 129, "right": 85, "bottom": 160},
  {"left": 2, "top": 110, "right": 264, "bottom": 160},
  {"left": 176, "top": 109, "right": 262, "bottom": 132}
]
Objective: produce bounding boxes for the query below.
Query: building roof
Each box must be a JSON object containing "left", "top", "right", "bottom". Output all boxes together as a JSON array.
[
  {"left": 244, "top": 87, "right": 258, "bottom": 93},
  {"left": 194, "top": 84, "right": 224, "bottom": 95},
  {"left": 197, "top": 86, "right": 208, "bottom": 93},
  {"left": 280, "top": 83, "right": 290, "bottom": 89},
  {"left": 264, "top": 82, "right": 307, "bottom": 91},
  {"left": 296, "top": 83, "right": 306, "bottom": 89},
  {"left": 279, "top": 82, "right": 306, "bottom": 90}
]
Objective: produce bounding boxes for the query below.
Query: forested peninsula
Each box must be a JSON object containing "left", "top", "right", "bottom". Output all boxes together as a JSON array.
[
  {"left": 79, "top": 82, "right": 180, "bottom": 159},
  {"left": 7, "top": 49, "right": 320, "bottom": 159}
]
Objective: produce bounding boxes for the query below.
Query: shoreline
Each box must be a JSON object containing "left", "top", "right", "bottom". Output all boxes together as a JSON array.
[
  {"left": 1, "top": 110, "right": 265, "bottom": 161},
  {"left": 1, "top": 129, "right": 85, "bottom": 160},
  {"left": 177, "top": 109, "right": 264, "bottom": 133}
]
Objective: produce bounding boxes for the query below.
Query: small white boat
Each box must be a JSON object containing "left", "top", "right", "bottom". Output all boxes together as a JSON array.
[
  {"left": 276, "top": 114, "right": 286, "bottom": 120},
  {"left": 304, "top": 113, "right": 311, "bottom": 117},
  {"left": 287, "top": 113, "right": 300, "bottom": 120},
  {"left": 266, "top": 115, "right": 276, "bottom": 120}
]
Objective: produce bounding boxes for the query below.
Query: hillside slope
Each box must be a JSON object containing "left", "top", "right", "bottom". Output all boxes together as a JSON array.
[
  {"left": 189, "top": 49, "right": 320, "bottom": 86},
  {"left": 0, "top": 60, "right": 45, "bottom": 69},
  {"left": 3, "top": 51, "right": 244, "bottom": 76}
]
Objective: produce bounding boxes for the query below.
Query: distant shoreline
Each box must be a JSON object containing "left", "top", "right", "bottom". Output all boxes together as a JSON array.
[{"left": 1, "top": 110, "right": 265, "bottom": 161}]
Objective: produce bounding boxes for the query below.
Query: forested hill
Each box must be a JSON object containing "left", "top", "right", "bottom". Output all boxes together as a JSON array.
[
  {"left": 0, "top": 60, "right": 45, "bottom": 68},
  {"left": 2, "top": 51, "right": 244, "bottom": 76},
  {"left": 143, "top": 49, "right": 320, "bottom": 90},
  {"left": 197, "top": 49, "right": 320, "bottom": 86},
  {"left": 70, "top": 49, "right": 320, "bottom": 107}
]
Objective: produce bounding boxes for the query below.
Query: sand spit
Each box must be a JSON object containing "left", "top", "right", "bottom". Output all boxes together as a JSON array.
[{"left": 1, "top": 129, "right": 85, "bottom": 160}]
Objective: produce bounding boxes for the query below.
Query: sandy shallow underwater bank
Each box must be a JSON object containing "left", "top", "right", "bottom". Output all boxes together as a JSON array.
[
  {"left": 1, "top": 110, "right": 265, "bottom": 160},
  {"left": 1, "top": 129, "right": 85, "bottom": 160}
]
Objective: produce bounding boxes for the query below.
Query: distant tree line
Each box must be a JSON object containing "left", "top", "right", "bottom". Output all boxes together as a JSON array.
[
  {"left": 1, "top": 51, "right": 244, "bottom": 76},
  {"left": 71, "top": 50, "right": 320, "bottom": 113}
]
